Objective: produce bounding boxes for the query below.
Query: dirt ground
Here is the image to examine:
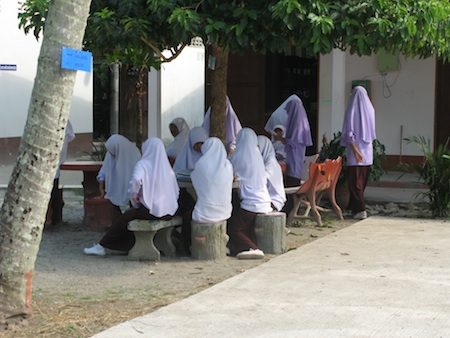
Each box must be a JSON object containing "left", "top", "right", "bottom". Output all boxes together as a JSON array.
[{"left": 4, "top": 195, "right": 356, "bottom": 338}]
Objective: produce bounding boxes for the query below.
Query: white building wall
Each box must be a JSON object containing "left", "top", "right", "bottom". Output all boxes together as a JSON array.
[
  {"left": 148, "top": 45, "right": 205, "bottom": 145},
  {"left": 319, "top": 51, "right": 435, "bottom": 156},
  {"left": 345, "top": 53, "right": 435, "bottom": 156},
  {"left": 0, "top": 0, "right": 93, "bottom": 137}
]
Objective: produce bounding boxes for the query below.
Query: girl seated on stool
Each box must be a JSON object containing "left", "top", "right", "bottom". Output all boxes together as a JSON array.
[
  {"left": 96, "top": 134, "right": 141, "bottom": 219},
  {"left": 257, "top": 135, "right": 287, "bottom": 212},
  {"left": 84, "top": 138, "right": 179, "bottom": 256},
  {"left": 166, "top": 117, "right": 190, "bottom": 166},
  {"left": 228, "top": 128, "right": 272, "bottom": 259},
  {"left": 191, "top": 137, "right": 233, "bottom": 223},
  {"left": 172, "top": 127, "right": 208, "bottom": 175}
]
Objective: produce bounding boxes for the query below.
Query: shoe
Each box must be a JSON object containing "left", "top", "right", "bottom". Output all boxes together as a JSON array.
[
  {"left": 236, "top": 248, "right": 265, "bottom": 260},
  {"left": 83, "top": 243, "right": 106, "bottom": 256},
  {"left": 353, "top": 211, "right": 367, "bottom": 220}
]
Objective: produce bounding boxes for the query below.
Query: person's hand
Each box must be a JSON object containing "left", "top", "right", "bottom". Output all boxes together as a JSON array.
[
  {"left": 272, "top": 132, "right": 283, "bottom": 142},
  {"left": 351, "top": 143, "right": 364, "bottom": 163},
  {"left": 132, "top": 196, "right": 140, "bottom": 205},
  {"left": 97, "top": 182, "right": 105, "bottom": 199}
]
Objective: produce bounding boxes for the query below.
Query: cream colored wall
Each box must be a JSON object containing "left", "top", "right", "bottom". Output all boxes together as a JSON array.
[
  {"left": 319, "top": 51, "right": 435, "bottom": 156},
  {"left": 345, "top": 53, "right": 435, "bottom": 156},
  {"left": 148, "top": 44, "right": 205, "bottom": 146},
  {"left": 0, "top": 0, "right": 93, "bottom": 138}
]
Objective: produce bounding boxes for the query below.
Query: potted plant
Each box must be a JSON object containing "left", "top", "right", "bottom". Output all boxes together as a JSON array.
[{"left": 319, "top": 132, "right": 386, "bottom": 209}]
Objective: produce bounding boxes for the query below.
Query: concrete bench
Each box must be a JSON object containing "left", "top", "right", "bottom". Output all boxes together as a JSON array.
[
  {"left": 191, "top": 221, "right": 228, "bottom": 260},
  {"left": 255, "top": 212, "right": 286, "bottom": 254},
  {"left": 127, "top": 216, "right": 183, "bottom": 261}
]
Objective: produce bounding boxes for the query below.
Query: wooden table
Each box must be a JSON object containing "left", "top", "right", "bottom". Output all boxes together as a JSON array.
[
  {"left": 60, "top": 161, "right": 111, "bottom": 230},
  {"left": 60, "top": 161, "right": 103, "bottom": 198}
]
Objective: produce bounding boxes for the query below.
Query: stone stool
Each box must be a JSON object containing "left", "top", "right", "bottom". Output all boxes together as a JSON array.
[
  {"left": 255, "top": 212, "right": 286, "bottom": 254},
  {"left": 191, "top": 221, "right": 228, "bottom": 260},
  {"left": 127, "top": 216, "right": 182, "bottom": 261}
]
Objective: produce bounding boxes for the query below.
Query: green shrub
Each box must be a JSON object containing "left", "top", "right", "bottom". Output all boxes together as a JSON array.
[
  {"left": 319, "top": 131, "right": 386, "bottom": 183},
  {"left": 404, "top": 136, "right": 450, "bottom": 218}
]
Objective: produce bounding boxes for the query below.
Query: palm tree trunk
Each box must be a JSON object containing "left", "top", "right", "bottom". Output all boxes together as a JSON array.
[
  {"left": 0, "top": 0, "right": 92, "bottom": 322},
  {"left": 209, "top": 44, "right": 229, "bottom": 143}
]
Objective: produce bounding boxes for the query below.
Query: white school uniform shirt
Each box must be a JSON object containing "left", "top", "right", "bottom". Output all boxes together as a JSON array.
[
  {"left": 191, "top": 137, "right": 233, "bottom": 223},
  {"left": 166, "top": 117, "right": 190, "bottom": 159},
  {"left": 271, "top": 124, "right": 287, "bottom": 161},
  {"left": 230, "top": 128, "right": 272, "bottom": 214},
  {"left": 129, "top": 138, "right": 179, "bottom": 217},
  {"left": 257, "top": 135, "right": 287, "bottom": 211},
  {"left": 97, "top": 134, "right": 141, "bottom": 206}
]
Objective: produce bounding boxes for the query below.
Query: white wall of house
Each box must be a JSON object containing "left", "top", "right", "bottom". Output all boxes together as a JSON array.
[
  {"left": 319, "top": 50, "right": 436, "bottom": 156},
  {"left": 0, "top": 0, "right": 93, "bottom": 138},
  {"left": 148, "top": 44, "right": 205, "bottom": 146}
]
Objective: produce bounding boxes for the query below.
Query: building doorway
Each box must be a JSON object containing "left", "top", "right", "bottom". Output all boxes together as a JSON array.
[
  {"left": 206, "top": 49, "right": 319, "bottom": 153},
  {"left": 435, "top": 60, "right": 450, "bottom": 148}
]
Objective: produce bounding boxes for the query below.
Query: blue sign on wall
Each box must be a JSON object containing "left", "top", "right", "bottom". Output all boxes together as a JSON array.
[
  {"left": 61, "top": 47, "right": 92, "bottom": 72},
  {"left": 0, "top": 64, "right": 17, "bottom": 71}
]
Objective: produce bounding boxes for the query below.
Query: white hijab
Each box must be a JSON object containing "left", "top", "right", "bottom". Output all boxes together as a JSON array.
[
  {"left": 55, "top": 120, "right": 76, "bottom": 178},
  {"left": 173, "top": 127, "right": 208, "bottom": 175},
  {"left": 166, "top": 117, "right": 190, "bottom": 159},
  {"left": 271, "top": 124, "right": 287, "bottom": 161},
  {"left": 264, "top": 94, "right": 302, "bottom": 133},
  {"left": 231, "top": 128, "right": 272, "bottom": 214},
  {"left": 257, "top": 135, "right": 287, "bottom": 211},
  {"left": 100, "top": 134, "right": 141, "bottom": 206},
  {"left": 130, "top": 138, "right": 179, "bottom": 217},
  {"left": 191, "top": 137, "right": 233, "bottom": 223}
]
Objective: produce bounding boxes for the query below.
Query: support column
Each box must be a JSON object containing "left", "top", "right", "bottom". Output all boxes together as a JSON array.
[
  {"left": 318, "top": 49, "right": 346, "bottom": 145},
  {"left": 148, "top": 68, "right": 162, "bottom": 138}
]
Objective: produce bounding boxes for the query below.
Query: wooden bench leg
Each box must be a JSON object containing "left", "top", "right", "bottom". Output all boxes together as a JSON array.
[
  {"left": 128, "top": 230, "right": 160, "bottom": 261},
  {"left": 154, "top": 227, "right": 176, "bottom": 258}
]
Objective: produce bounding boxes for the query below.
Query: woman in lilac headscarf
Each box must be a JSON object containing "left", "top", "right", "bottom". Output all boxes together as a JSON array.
[
  {"left": 202, "top": 96, "right": 242, "bottom": 153},
  {"left": 341, "top": 86, "right": 376, "bottom": 220},
  {"left": 274, "top": 98, "right": 313, "bottom": 187}
]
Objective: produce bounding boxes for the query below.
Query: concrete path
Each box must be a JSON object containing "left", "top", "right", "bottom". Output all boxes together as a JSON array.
[{"left": 94, "top": 217, "right": 450, "bottom": 338}]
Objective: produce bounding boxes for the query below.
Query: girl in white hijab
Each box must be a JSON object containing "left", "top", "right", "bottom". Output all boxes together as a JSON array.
[
  {"left": 228, "top": 128, "right": 272, "bottom": 259},
  {"left": 173, "top": 127, "right": 208, "bottom": 175},
  {"left": 257, "top": 135, "right": 287, "bottom": 212},
  {"left": 84, "top": 138, "right": 179, "bottom": 256},
  {"left": 97, "top": 134, "right": 141, "bottom": 208},
  {"left": 166, "top": 117, "right": 190, "bottom": 165},
  {"left": 191, "top": 137, "right": 233, "bottom": 223}
]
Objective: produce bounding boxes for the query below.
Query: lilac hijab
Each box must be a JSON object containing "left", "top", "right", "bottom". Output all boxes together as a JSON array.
[
  {"left": 284, "top": 99, "right": 313, "bottom": 179},
  {"left": 264, "top": 94, "right": 302, "bottom": 133},
  {"left": 340, "top": 86, "right": 376, "bottom": 147},
  {"left": 202, "top": 96, "right": 242, "bottom": 151}
]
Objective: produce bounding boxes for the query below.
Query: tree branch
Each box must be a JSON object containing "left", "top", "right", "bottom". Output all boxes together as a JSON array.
[{"left": 141, "top": 37, "right": 187, "bottom": 63}]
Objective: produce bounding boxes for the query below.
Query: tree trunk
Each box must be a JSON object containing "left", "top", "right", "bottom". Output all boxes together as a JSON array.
[
  {"left": 0, "top": 0, "right": 91, "bottom": 323},
  {"left": 209, "top": 44, "right": 229, "bottom": 143}
]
